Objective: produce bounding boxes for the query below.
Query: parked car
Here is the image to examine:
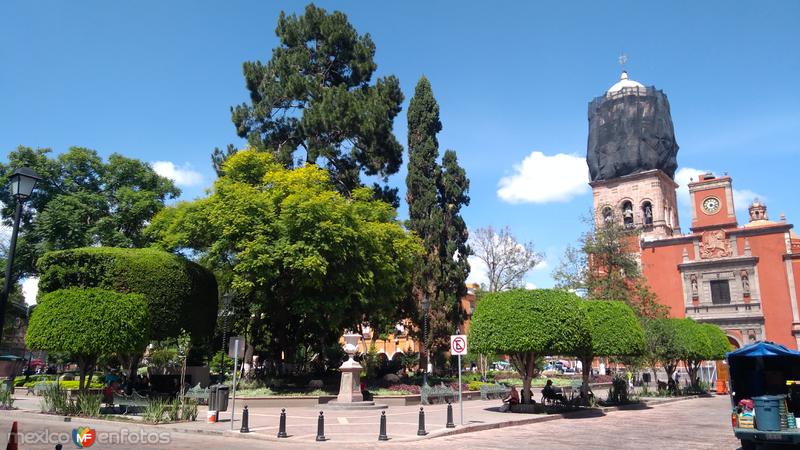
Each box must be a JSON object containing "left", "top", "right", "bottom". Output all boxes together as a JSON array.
[{"left": 490, "top": 361, "right": 514, "bottom": 371}]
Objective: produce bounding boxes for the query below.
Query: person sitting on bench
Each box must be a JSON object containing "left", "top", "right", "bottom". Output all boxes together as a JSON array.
[{"left": 542, "top": 380, "right": 565, "bottom": 403}]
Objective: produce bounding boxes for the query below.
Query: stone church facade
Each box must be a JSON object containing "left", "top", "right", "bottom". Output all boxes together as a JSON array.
[{"left": 587, "top": 72, "right": 800, "bottom": 350}]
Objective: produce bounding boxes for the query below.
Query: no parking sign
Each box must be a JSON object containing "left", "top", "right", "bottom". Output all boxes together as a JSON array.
[{"left": 450, "top": 334, "right": 467, "bottom": 355}]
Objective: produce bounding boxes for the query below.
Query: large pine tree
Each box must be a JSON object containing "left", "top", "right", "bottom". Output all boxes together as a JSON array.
[
  {"left": 406, "top": 76, "right": 471, "bottom": 368},
  {"left": 216, "top": 4, "right": 404, "bottom": 205}
]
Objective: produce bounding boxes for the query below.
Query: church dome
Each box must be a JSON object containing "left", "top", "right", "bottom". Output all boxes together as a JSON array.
[{"left": 607, "top": 71, "right": 645, "bottom": 95}]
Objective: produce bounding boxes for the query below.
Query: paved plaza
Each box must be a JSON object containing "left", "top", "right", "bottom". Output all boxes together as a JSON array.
[{"left": 1, "top": 394, "right": 741, "bottom": 449}]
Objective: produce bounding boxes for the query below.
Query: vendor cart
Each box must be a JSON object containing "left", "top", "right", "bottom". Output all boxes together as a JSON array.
[{"left": 726, "top": 341, "right": 800, "bottom": 449}]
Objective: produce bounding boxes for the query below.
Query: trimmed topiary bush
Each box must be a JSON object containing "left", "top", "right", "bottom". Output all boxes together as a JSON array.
[
  {"left": 26, "top": 288, "right": 150, "bottom": 390},
  {"left": 36, "top": 247, "right": 217, "bottom": 342},
  {"left": 469, "top": 289, "right": 591, "bottom": 404},
  {"left": 578, "top": 300, "right": 645, "bottom": 394}
]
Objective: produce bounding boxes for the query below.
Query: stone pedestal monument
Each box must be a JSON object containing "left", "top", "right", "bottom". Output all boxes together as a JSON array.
[
  {"left": 336, "top": 333, "right": 364, "bottom": 403},
  {"left": 324, "top": 332, "right": 386, "bottom": 410}
]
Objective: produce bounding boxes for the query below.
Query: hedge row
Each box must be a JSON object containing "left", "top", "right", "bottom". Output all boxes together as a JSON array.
[{"left": 37, "top": 247, "right": 218, "bottom": 342}]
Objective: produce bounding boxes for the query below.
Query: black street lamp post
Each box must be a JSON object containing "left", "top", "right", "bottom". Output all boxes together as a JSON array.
[
  {"left": 422, "top": 296, "right": 430, "bottom": 387},
  {"left": 220, "top": 291, "right": 232, "bottom": 383},
  {"left": 0, "top": 167, "right": 40, "bottom": 347}
]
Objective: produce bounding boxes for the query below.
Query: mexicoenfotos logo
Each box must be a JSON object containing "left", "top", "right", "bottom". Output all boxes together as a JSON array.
[{"left": 72, "top": 427, "right": 96, "bottom": 448}]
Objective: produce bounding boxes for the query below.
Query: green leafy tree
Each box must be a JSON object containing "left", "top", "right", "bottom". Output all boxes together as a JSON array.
[
  {"left": 220, "top": 4, "right": 404, "bottom": 204},
  {"left": 642, "top": 318, "right": 683, "bottom": 390},
  {"left": 673, "top": 318, "right": 711, "bottom": 388},
  {"left": 149, "top": 150, "right": 422, "bottom": 367},
  {"left": 0, "top": 146, "right": 179, "bottom": 278},
  {"left": 577, "top": 300, "right": 645, "bottom": 395},
  {"left": 469, "top": 289, "right": 591, "bottom": 404},
  {"left": 702, "top": 322, "right": 732, "bottom": 361},
  {"left": 405, "top": 76, "right": 471, "bottom": 369},
  {"left": 675, "top": 320, "right": 730, "bottom": 389},
  {"left": 26, "top": 288, "right": 149, "bottom": 390},
  {"left": 553, "top": 214, "right": 668, "bottom": 319}
]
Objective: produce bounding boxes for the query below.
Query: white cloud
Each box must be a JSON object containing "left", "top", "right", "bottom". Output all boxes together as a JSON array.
[
  {"left": 152, "top": 161, "right": 203, "bottom": 187},
  {"left": 497, "top": 151, "right": 589, "bottom": 204},
  {"left": 524, "top": 282, "right": 537, "bottom": 290},
  {"left": 22, "top": 277, "right": 38, "bottom": 305},
  {"left": 674, "top": 167, "right": 707, "bottom": 208},
  {"left": 533, "top": 260, "right": 549, "bottom": 271},
  {"left": 466, "top": 255, "right": 488, "bottom": 288},
  {"left": 732, "top": 189, "right": 762, "bottom": 213},
  {"left": 675, "top": 167, "right": 763, "bottom": 213}
]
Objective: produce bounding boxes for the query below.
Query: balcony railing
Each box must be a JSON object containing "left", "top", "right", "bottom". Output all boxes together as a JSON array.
[{"left": 685, "top": 302, "right": 762, "bottom": 319}]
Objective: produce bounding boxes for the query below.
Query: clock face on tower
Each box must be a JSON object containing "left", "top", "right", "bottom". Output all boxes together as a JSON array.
[{"left": 702, "top": 196, "right": 721, "bottom": 215}]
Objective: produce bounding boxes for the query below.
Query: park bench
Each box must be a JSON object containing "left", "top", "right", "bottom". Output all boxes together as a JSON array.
[
  {"left": 113, "top": 390, "right": 149, "bottom": 415},
  {"left": 26, "top": 382, "right": 49, "bottom": 396},
  {"left": 480, "top": 384, "right": 510, "bottom": 400},
  {"left": 421, "top": 384, "right": 456, "bottom": 405},
  {"left": 183, "top": 383, "right": 209, "bottom": 405}
]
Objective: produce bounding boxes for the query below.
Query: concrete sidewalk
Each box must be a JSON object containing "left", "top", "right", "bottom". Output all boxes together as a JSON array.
[{"left": 8, "top": 392, "right": 707, "bottom": 445}]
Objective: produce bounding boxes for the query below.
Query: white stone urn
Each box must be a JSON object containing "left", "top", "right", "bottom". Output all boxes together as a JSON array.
[{"left": 337, "top": 333, "right": 364, "bottom": 403}]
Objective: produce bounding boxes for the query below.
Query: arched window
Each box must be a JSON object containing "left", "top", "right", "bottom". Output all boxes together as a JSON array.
[
  {"left": 642, "top": 201, "right": 653, "bottom": 226},
  {"left": 602, "top": 207, "right": 613, "bottom": 222},
  {"left": 621, "top": 201, "right": 634, "bottom": 227}
]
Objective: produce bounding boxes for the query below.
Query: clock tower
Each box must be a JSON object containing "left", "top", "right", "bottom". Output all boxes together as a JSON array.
[{"left": 688, "top": 172, "right": 738, "bottom": 232}]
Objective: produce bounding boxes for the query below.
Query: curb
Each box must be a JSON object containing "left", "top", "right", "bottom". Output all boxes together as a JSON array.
[{"left": 1, "top": 394, "right": 708, "bottom": 444}]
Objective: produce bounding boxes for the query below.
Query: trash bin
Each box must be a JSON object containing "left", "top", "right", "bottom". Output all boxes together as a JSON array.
[
  {"left": 753, "top": 395, "right": 785, "bottom": 431},
  {"left": 208, "top": 384, "right": 219, "bottom": 411},
  {"left": 216, "top": 385, "right": 230, "bottom": 412}
]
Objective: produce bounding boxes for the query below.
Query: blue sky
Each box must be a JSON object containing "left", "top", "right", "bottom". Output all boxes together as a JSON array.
[{"left": 2, "top": 1, "right": 799, "bottom": 295}]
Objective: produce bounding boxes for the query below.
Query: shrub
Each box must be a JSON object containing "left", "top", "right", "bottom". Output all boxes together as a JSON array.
[
  {"left": 386, "top": 384, "right": 420, "bottom": 394},
  {"left": 0, "top": 386, "right": 14, "bottom": 409},
  {"left": 143, "top": 397, "right": 169, "bottom": 423},
  {"left": 75, "top": 392, "right": 102, "bottom": 417},
  {"left": 40, "top": 383, "right": 72, "bottom": 415},
  {"left": 180, "top": 399, "right": 198, "bottom": 421},
  {"left": 467, "top": 381, "right": 494, "bottom": 391},
  {"left": 26, "top": 380, "right": 103, "bottom": 390},
  {"left": 578, "top": 301, "right": 645, "bottom": 391},
  {"left": 37, "top": 247, "right": 218, "bottom": 342}
]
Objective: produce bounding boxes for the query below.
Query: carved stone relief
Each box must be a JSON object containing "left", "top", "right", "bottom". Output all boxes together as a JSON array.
[{"left": 699, "top": 230, "right": 732, "bottom": 259}]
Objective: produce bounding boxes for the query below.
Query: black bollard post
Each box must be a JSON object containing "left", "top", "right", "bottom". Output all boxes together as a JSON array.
[
  {"left": 277, "top": 408, "right": 288, "bottom": 438},
  {"left": 417, "top": 407, "right": 427, "bottom": 436},
  {"left": 378, "top": 411, "right": 389, "bottom": 441},
  {"left": 316, "top": 411, "right": 326, "bottom": 441},
  {"left": 446, "top": 401, "right": 455, "bottom": 428},
  {"left": 240, "top": 404, "right": 250, "bottom": 433}
]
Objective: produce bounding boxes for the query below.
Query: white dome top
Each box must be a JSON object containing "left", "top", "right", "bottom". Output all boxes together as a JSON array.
[{"left": 607, "top": 71, "right": 645, "bottom": 94}]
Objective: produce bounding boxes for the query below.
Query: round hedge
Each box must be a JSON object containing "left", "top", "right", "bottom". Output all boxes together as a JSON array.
[
  {"left": 36, "top": 247, "right": 218, "bottom": 341},
  {"left": 469, "top": 289, "right": 591, "bottom": 356},
  {"left": 701, "top": 322, "right": 731, "bottom": 360},
  {"left": 26, "top": 288, "right": 149, "bottom": 356},
  {"left": 582, "top": 300, "right": 645, "bottom": 358},
  {"left": 674, "top": 318, "right": 712, "bottom": 362}
]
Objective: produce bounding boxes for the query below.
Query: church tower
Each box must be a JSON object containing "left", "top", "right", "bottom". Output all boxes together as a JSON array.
[{"left": 587, "top": 71, "right": 681, "bottom": 240}]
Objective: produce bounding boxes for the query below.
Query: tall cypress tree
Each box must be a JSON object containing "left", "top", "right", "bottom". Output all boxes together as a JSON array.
[
  {"left": 406, "top": 77, "right": 470, "bottom": 366},
  {"left": 438, "top": 149, "right": 471, "bottom": 327}
]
